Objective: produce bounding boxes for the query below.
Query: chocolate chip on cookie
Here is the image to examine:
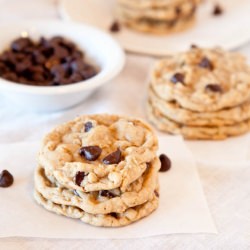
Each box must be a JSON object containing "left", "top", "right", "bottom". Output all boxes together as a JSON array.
[
  {"left": 79, "top": 146, "right": 102, "bottom": 161},
  {"left": 159, "top": 154, "right": 171, "bottom": 172},
  {"left": 110, "top": 212, "right": 119, "bottom": 219},
  {"left": 171, "top": 73, "right": 185, "bottom": 84},
  {"left": 205, "top": 84, "right": 223, "bottom": 93},
  {"left": 74, "top": 171, "right": 87, "bottom": 186},
  {"left": 103, "top": 149, "right": 122, "bottom": 165},
  {"left": 175, "top": 6, "right": 181, "bottom": 15},
  {"left": 199, "top": 57, "right": 214, "bottom": 70},
  {"left": 154, "top": 190, "right": 160, "bottom": 197},
  {"left": 99, "top": 190, "right": 116, "bottom": 198},
  {"left": 0, "top": 170, "right": 14, "bottom": 188},
  {"left": 84, "top": 121, "right": 93, "bottom": 132}
]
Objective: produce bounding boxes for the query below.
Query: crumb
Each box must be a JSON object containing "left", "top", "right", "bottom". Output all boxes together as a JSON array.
[
  {"left": 110, "top": 21, "right": 121, "bottom": 33},
  {"left": 213, "top": 4, "right": 223, "bottom": 16}
]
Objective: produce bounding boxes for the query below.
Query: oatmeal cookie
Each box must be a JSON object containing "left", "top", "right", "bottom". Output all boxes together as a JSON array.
[
  {"left": 118, "top": 0, "right": 200, "bottom": 9},
  {"left": 34, "top": 188, "right": 159, "bottom": 227},
  {"left": 117, "top": 0, "right": 200, "bottom": 34},
  {"left": 151, "top": 47, "right": 250, "bottom": 112},
  {"left": 148, "top": 87, "right": 250, "bottom": 126},
  {"left": 147, "top": 103, "right": 250, "bottom": 140},
  {"left": 34, "top": 157, "right": 160, "bottom": 215},
  {"left": 38, "top": 114, "right": 158, "bottom": 192}
]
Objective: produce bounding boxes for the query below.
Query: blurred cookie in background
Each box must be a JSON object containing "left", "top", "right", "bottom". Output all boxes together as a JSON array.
[{"left": 116, "top": 0, "right": 201, "bottom": 34}]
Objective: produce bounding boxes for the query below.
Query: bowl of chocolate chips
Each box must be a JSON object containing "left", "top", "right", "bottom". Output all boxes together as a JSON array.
[{"left": 0, "top": 20, "right": 125, "bottom": 112}]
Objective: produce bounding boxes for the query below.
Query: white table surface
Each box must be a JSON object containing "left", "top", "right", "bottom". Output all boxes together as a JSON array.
[{"left": 0, "top": 0, "right": 250, "bottom": 249}]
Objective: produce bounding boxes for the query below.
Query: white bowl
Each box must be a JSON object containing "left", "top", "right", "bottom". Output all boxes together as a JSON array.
[{"left": 0, "top": 20, "right": 125, "bottom": 112}]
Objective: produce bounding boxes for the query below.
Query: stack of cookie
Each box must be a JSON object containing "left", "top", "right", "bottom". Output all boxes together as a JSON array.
[
  {"left": 117, "top": 0, "right": 201, "bottom": 34},
  {"left": 34, "top": 114, "right": 160, "bottom": 227},
  {"left": 147, "top": 47, "right": 250, "bottom": 140}
]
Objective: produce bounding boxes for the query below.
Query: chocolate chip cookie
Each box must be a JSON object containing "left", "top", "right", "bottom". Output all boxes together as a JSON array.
[
  {"left": 147, "top": 47, "right": 250, "bottom": 140},
  {"left": 35, "top": 114, "right": 160, "bottom": 227},
  {"left": 117, "top": 0, "right": 201, "bottom": 34},
  {"left": 35, "top": 157, "right": 160, "bottom": 215}
]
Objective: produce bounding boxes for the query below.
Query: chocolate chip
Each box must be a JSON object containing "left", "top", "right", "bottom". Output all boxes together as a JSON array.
[
  {"left": 79, "top": 146, "right": 102, "bottom": 161},
  {"left": 49, "top": 36, "right": 65, "bottom": 46},
  {"left": 159, "top": 154, "right": 171, "bottom": 172},
  {"left": 15, "top": 59, "right": 32, "bottom": 73},
  {"left": 0, "top": 170, "right": 14, "bottom": 188},
  {"left": 51, "top": 81, "right": 60, "bottom": 86},
  {"left": 84, "top": 122, "right": 93, "bottom": 132},
  {"left": 57, "top": 77, "right": 72, "bottom": 85},
  {"left": 80, "top": 64, "right": 97, "bottom": 80},
  {"left": 103, "top": 149, "right": 122, "bottom": 165},
  {"left": 39, "top": 37, "right": 49, "bottom": 47},
  {"left": 110, "top": 212, "right": 118, "bottom": 219},
  {"left": 53, "top": 46, "right": 69, "bottom": 59},
  {"left": 70, "top": 72, "right": 83, "bottom": 83},
  {"left": 99, "top": 190, "right": 116, "bottom": 198},
  {"left": 110, "top": 21, "right": 120, "bottom": 33},
  {"left": 30, "top": 65, "right": 44, "bottom": 74},
  {"left": 175, "top": 7, "right": 181, "bottom": 15},
  {"left": 71, "top": 50, "right": 84, "bottom": 60},
  {"left": 3, "top": 72, "right": 18, "bottom": 82},
  {"left": 50, "top": 64, "right": 66, "bottom": 78},
  {"left": 213, "top": 4, "right": 223, "bottom": 16},
  {"left": 0, "top": 62, "right": 6, "bottom": 74},
  {"left": 74, "top": 171, "right": 87, "bottom": 186},
  {"left": 0, "top": 36, "right": 97, "bottom": 86},
  {"left": 61, "top": 41, "right": 77, "bottom": 54},
  {"left": 32, "top": 72, "right": 45, "bottom": 82},
  {"left": 191, "top": 44, "right": 198, "bottom": 49},
  {"left": 205, "top": 84, "right": 223, "bottom": 93},
  {"left": 71, "top": 58, "right": 86, "bottom": 72},
  {"left": 41, "top": 47, "right": 54, "bottom": 58},
  {"left": 171, "top": 73, "right": 185, "bottom": 84},
  {"left": 32, "top": 50, "right": 46, "bottom": 64},
  {"left": 199, "top": 57, "right": 213, "bottom": 70},
  {"left": 154, "top": 190, "right": 159, "bottom": 197},
  {"left": 11, "top": 37, "right": 33, "bottom": 52}
]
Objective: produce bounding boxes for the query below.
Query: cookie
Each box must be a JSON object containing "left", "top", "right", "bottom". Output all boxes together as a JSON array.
[
  {"left": 34, "top": 157, "right": 160, "bottom": 215},
  {"left": 148, "top": 87, "right": 250, "bottom": 126},
  {"left": 38, "top": 114, "right": 158, "bottom": 192},
  {"left": 117, "top": 0, "right": 200, "bottom": 34},
  {"left": 35, "top": 114, "right": 161, "bottom": 226},
  {"left": 118, "top": 13, "right": 195, "bottom": 35},
  {"left": 151, "top": 47, "right": 250, "bottom": 112},
  {"left": 147, "top": 103, "right": 250, "bottom": 140},
  {"left": 34, "top": 189, "right": 159, "bottom": 227},
  {"left": 118, "top": 0, "right": 200, "bottom": 9},
  {"left": 117, "top": 1, "right": 197, "bottom": 21}
]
